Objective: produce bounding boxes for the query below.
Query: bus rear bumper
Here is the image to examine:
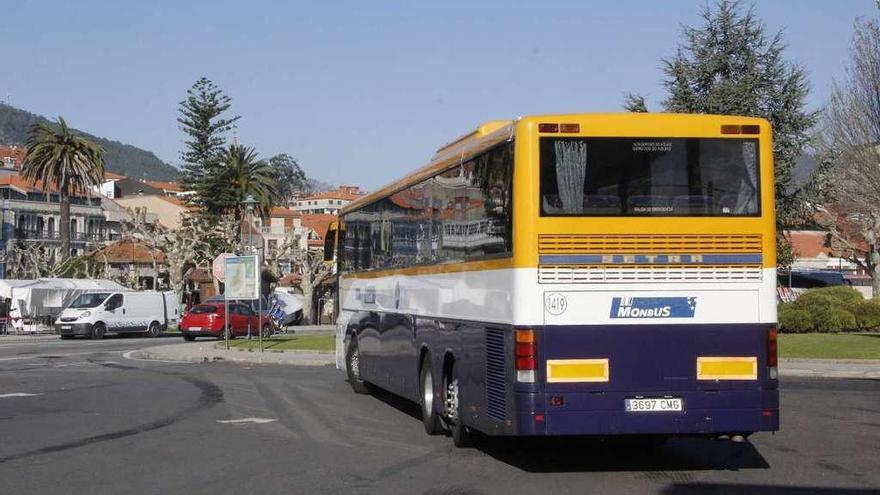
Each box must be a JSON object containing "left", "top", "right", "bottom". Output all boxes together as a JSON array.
[{"left": 512, "top": 389, "right": 779, "bottom": 436}]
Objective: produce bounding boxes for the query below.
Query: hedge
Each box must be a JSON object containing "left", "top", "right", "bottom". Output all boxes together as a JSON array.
[{"left": 779, "top": 286, "right": 877, "bottom": 333}]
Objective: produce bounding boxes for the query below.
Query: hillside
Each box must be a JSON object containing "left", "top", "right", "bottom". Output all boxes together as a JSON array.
[{"left": 0, "top": 103, "right": 179, "bottom": 181}]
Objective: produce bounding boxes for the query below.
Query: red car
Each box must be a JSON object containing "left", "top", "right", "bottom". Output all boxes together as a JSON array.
[{"left": 180, "top": 302, "right": 270, "bottom": 341}]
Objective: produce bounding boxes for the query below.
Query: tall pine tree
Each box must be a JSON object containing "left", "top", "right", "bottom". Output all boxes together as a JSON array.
[
  {"left": 177, "top": 77, "right": 240, "bottom": 209},
  {"left": 660, "top": 1, "right": 817, "bottom": 267}
]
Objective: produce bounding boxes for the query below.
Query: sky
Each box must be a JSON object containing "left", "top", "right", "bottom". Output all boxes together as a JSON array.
[{"left": 1, "top": 0, "right": 876, "bottom": 190}]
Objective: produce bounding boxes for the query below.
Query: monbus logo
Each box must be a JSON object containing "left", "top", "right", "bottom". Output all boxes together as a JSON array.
[{"left": 610, "top": 297, "right": 697, "bottom": 319}]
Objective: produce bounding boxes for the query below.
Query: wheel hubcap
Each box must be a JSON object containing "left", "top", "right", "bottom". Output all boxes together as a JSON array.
[
  {"left": 423, "top": 369, "right": 433, "bottom": 413},
  {"left": 445, "top": 378, "right": 459, "bottom": 422},
  {"left": 350, "top": 348, "right": 360, "bottom": 378}
]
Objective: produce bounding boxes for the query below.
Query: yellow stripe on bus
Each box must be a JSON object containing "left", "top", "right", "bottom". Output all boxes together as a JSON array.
[
  {"left": 696, "top": 357, "right": 758, "bottom": 380},
  {"left": 546, "top": 359, "right": 610, "bottom": 383}
]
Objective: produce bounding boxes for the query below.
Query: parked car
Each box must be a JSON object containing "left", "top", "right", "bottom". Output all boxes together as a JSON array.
[
  {"left": 55, "top": 291, "right": 176, "bottom": 339},
  {"left": 180, "top": 302, "right": 270, "bottom": 341},
  {"left": 204, "top": 295, "right": 270, "bottom": 318}
]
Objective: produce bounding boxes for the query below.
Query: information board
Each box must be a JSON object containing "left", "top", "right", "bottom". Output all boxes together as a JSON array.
[{"left": 224, "top": 255, "right": 260, "bottom": 300}]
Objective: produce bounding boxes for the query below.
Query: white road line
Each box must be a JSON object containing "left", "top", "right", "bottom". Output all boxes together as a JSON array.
[
  {"left": 0, "top": 393, "right": 42, "bottom": 399},
  {"left": 216, "top": 418, "right": 278, "bottom": 425}
]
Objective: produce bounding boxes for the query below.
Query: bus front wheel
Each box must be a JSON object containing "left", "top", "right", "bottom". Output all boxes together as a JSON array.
[
  {"left": 420, "top": 355, "right": 442, "bottom": 435},
  {"left": 346, "top": 339, "right": 371, "bottom": 394}
]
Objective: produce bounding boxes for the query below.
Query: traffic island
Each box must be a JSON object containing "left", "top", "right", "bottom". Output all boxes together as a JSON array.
[{"left": 130, "top": 335, "right": 335, "bottom": 366}]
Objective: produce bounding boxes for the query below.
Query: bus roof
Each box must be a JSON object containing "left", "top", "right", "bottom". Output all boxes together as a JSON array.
[{"left": 339, "top": 112, "right": 769, "bottom": 216}]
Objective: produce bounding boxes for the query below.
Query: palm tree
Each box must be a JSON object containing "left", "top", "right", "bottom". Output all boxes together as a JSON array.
[
  {"left": 22, "top": 117, "right": 104, "bottom": 259},
  {"left": 219, "top": 144, "right": 279, "bottom": 221}
]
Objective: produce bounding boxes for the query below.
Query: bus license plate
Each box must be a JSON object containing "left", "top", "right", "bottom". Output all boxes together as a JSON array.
[{"left": 625, "top": 397, "right": 683, "bottom": 412}]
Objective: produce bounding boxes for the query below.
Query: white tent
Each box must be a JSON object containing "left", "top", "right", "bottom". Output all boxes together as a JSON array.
[{"left": 1, "top": 279, "right": 128, "bottom": 318}]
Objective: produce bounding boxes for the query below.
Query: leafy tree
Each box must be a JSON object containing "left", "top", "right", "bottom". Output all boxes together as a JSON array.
[
  {"left": 21, "top": 116, "right": 104, "bottom": 259},
  {"left": 217, "top": 144, "right": 280, "bottom": 221},
  {"left": 622, "top": 93, "right": 648, "bottom": 113},
  {"left": 268, "top": 153, "right": 308, "bottom": 201},
  {"left": 177, "top": 77, "right": 240, "bottom": 207},
  {"left": 818, "top": 18, "right": 880, "bottom": 297},
  {"left": 647, "top": 1, "right": 818, "bottom": 267}
]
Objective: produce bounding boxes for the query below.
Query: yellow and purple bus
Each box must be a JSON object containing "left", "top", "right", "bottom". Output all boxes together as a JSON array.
[{"left": 328, "top": 113, "right": 779, "bottom": 447}]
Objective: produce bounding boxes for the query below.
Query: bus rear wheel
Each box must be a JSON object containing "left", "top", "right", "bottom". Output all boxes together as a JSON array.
[
  {"left": 346, "top": 339, "right": 371, "bottom": 394},
  {"left": 445, "top": 362, "right": 472, "bottom": 448},
  {"left": 420, "top": 355, "right": 442, "bottom": 435}
]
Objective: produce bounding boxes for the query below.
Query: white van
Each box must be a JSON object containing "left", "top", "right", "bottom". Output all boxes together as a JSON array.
[{"left": 55, "top": 291, "right": 178, "bottom": 339}]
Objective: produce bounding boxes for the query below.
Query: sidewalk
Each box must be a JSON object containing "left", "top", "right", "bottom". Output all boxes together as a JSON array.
[{"left": 779, "top": 358, "right": 880, "bottom": 379}]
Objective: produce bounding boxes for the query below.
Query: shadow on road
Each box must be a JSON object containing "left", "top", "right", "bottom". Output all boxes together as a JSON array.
[
  {"left": 662, "top": 483, "right": 879, "bottom": 494},
  {"left": 474, "top": 435, "right": 769, "bottom": 473},
  {"left": 367, "top": 386, "right": 771, "bottom": 474}
]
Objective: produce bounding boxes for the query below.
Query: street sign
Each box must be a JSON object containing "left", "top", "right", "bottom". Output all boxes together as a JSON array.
[
  {"left": 224, "top": 255, "right": 260, "bottom": 300},
  {"left": 213, "top": 253, "right": 234, "bottom": 282}
]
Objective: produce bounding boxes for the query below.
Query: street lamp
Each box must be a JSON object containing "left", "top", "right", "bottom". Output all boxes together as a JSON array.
[
  {"left": 241, "top": 194, "right": 260, "bottom": 342},
  {"left": 242, "top": 195, "right": 258, "bottom": 253}
]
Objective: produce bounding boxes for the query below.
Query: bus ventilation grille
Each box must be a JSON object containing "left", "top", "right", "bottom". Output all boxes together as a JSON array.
[
  {"left": 485, "top": 328, "right": 507, "bottom": 422},
  {"left": 538, "top": 234, "right": 763, "bottom": 254},
  {"left": 539, "top": 265, "right": 763, "bottom": 284}
]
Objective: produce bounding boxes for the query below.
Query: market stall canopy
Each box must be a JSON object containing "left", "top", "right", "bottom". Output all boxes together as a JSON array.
[{"left": 0, "top": 279, "right": 129, "bottom": 317}]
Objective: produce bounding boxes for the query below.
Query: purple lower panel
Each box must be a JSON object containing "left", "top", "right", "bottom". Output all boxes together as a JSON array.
[{"left": 514, "top": 389, "right": 779, "bottom": 436}]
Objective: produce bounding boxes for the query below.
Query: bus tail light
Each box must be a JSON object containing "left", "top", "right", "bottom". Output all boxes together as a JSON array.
[
  {"left": 721, "top": 124, "right": 761, "bottom": 135},
  {"left": 538, "top": 123, "right": 559, "bottom": 133},
  {"left": 767, "top": 326, "right": 778, "bottom": 379},
  {"left": 515, "top": 329, "right": 536, "bottom": 383}
]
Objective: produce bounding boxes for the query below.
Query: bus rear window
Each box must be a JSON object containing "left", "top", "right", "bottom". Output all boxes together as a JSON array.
[{"left": 540, "top": 137, "right": 760, "bottom": 217}]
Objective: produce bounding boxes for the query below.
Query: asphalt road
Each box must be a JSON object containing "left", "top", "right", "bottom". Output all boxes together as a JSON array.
[{"left": 0, "top": 336, "right": 878, "bottom": 495}]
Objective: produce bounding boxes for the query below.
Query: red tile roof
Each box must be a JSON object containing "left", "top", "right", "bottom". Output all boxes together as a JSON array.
[
  {"left": 269, "top": 206, "right": 301, "bottom": 218},
  {"left": 301, "top": 188, "right": 363, "bottom": 202},
  {"left": 300, "top": 213, "right": 336, "bottom": 240},
  {"left": 0, "top": 172, "right": 95, "bottom": 196},
  {"left": 143, "top": 180, "right": 183, "bottom": 192},
  {"left": 88, "top": 239, "right": 167, "bottom": 264},
  {"left": 104, "top": 171, "right": 126, "bottom": 180},
  {"left": 788, "top": 230, "right": 831, "bottom": 258}
]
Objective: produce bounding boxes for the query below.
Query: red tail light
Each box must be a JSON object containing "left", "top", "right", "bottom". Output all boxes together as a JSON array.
[
  {"left": 515, "top": 329, "right": 536, "bottom": 382},
  {"left": 538, "top": 123, "right": 559, "bottom": 133},
  {"left": 767, "top": 326, "right": 778, "bottom": 368}
]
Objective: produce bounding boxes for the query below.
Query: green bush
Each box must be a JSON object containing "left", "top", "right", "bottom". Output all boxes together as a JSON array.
[
  {"left": 778, "top": 305, "right": 813, "bottom": 333},
  {"left": 794, "top": 286, "right": 863, "bottom": 311},
  {"left": 780, "top": 286, "right": 862, "bottom": 333},
  {"left": 854, "top": 300, "right": 880, "bottom": 331}
]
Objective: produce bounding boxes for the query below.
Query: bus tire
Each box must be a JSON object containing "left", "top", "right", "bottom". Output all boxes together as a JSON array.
[
  {"left": 420, "top": 355, "right": 443, "bottom": 435},
  {"left": 445, "top": 361, "right": 472, "bottom": 448},
  {"left": 346, "top": 339, "right": 371, "bottom": 394}
]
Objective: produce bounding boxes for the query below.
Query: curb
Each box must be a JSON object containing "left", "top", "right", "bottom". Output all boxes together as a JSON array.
[{"left": 779, "top": 358, "right": 880, "bottom": 379}]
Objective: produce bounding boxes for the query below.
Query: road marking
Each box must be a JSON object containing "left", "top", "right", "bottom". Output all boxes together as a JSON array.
[
  {"left": 216, "top": 418, "right": 278, "bottom": 425},
  {"left": 0, "top": 393, "right": 42, "bottom": 399}
]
